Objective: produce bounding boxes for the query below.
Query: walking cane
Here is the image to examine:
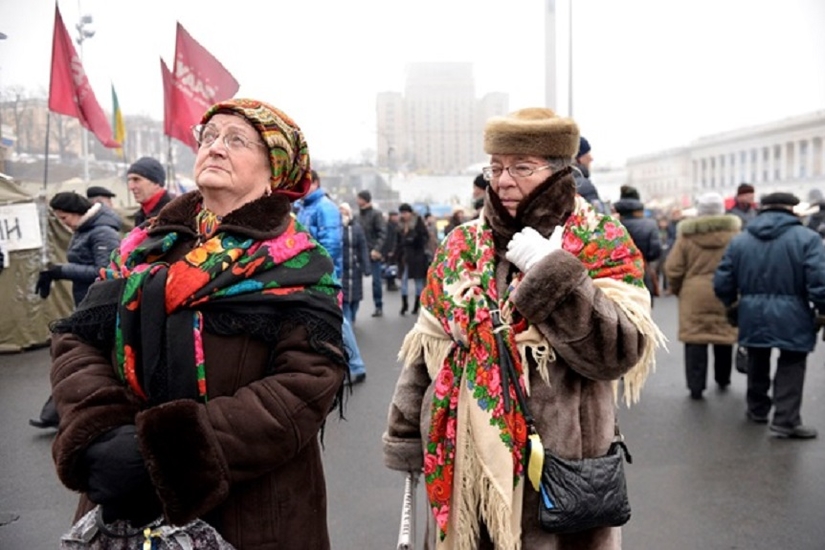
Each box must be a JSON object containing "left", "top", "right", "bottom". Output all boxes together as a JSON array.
[{"left": 396, "top": 471, "right": 419, "bottom": 550}]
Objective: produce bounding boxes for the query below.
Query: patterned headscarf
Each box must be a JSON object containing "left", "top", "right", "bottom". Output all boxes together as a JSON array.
[{"left": 201, "top": 98, "right": 312, "bottom": 200}]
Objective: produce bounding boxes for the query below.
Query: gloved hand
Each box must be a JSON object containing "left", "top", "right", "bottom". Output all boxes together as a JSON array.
[
  {"left": 35, "top": 270, "right": 53, "bottom": 299},
  {"left": 505, "top": 226, "right": 564, "bottom": 272},
  {"left": 83, "top": 425, "right": 160, "bottom": 525}
]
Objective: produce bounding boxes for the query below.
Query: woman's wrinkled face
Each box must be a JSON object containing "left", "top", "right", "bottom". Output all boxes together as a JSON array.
[
  {"left": 487, "top": 154, "right": 553, "bottom": 217},
  {"left": 193, "top": 113, "right": 271, "bottom": 202}
]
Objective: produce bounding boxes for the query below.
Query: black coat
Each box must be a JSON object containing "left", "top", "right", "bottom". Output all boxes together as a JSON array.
[
  {"left": 341, "top": 220, "right": 370, "bottom": 304},
  {"left": 396, "top": 214, "right": 429, "bottom": 279},
  {"left": 134, "top": 191, "right": 174, "bottom": 227}
]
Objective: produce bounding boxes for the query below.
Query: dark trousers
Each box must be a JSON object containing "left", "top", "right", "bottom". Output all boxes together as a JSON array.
[
  {"left": 370, "top": 260, "right": 383, "bottom": 310},
  {"left": 684, "top": 343, "right": 733, "bottom": 392},
  {"left": 747, "top": 347, "right": 807, "bottom": 428}
]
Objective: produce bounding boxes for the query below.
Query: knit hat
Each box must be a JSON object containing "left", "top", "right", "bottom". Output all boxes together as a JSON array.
[
  {"left": 201, "top": 98, "right": 311, "bottom": 201},
  {"left": 86, "top": 185, "right": 116, "bottom": 198},
  {"left": 357, "top": 190, "right": 372, "bottom": 203},
  {"left": 398, "top": 203, "right": 413, "bottom": 213},
  {"left": 620, "top": 185, "right": 641, "bottom": 200},
  {"left": 473, "top": 173, "right": 489, "bottom": 191},
  {"left": 696, "top": 192, "right": 725, "bottom": 216},
  {"left": 483, "top": 107, "right": 579, "bottom": 158},
  {"left": 49, "top": 192, "right": 91, "bottom": 214},
  {"left": 577, "top": 136, "right": 591, "bottom": 159},
  {"left": 760, "top": 192, "right": 799, "bottom": 209},
  {"left": 127, "top": 157, "right": 166, "bottom": 187},
  {"left": 736, "top": 183, "right": 755, "bottom": 196}
]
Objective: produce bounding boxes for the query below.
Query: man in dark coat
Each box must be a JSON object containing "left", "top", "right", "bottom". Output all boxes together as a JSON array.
[
  {"left": 727, "top": 182, "right": 757, "bottom": 229},
  {"left": 356, "top": 190, "right": 387, "bottom": 317},
  {"left": 573, "top": 136, "right": 606, "bottom": 213},
  {"left": 714, "top": 192, "right": 825, "bottom": 439},
  {"left": 613, "top": 186, "right": 662, "bottom": 302},
  {"left": 127, "top": 157, "right": 173, "bottom": 227}
]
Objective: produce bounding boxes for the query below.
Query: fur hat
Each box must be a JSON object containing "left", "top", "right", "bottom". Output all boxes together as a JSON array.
[
  {"left": 398, "top": 203, "right": 413, "bottom": 213},
  {"left": 201, "top": 98, "right": 311, "bottom": 200},
  {"left": 127, "top": 157, "right": 166, "bottom": 187},
  {"left": 736, "top": 183, "right": 755, "bottom": 196},
  {"left": 483, "top": 107, "right": 579, "bottom": 158},
  {"left": 577, "top": 136, "right": 591, "bottom": 159},
  {"left": 620, "top": 185, "right": 641, "bottom": 200},
  {"left": 696, "top": 192, "right": 725, "bottom": 216},
  {"left": 49, "top": 192, "right": 91, "bottom": 214},
  {"left": 86, "top": 185, "right": 115, "bottom": 198},
  {"left": 760, "top": 192, "right": 799, "bottom": 209}
]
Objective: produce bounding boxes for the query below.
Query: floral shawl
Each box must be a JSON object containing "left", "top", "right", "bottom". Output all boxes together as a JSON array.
[{"left": 398, "top": 196, "right": 663, "bottom": 549}]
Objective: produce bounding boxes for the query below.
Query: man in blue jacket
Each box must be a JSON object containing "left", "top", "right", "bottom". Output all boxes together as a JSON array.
[
  {"left": 296, "top": 171, "right": 367, "bottom": 384},
  {"left": 714, "top": 192, "right": 825, "bottom": 439}
]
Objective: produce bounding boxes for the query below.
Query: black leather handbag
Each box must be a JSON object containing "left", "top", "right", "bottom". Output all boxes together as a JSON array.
[{"left": 491, "top": 309, "right": 632, "bottom": 535}]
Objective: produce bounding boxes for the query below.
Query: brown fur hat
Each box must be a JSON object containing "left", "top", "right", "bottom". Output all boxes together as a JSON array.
[{"left": 483, "top": 107, "right": 579, "bottom": 158}]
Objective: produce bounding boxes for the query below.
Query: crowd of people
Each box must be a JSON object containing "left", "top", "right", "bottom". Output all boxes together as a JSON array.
[{"left": 15, "top": 95, "right": 825, "bottom": 549}]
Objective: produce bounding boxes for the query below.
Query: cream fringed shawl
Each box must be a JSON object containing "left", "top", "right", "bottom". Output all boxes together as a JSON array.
[{"left": 398, "top": 199, "right": 665, "bottom": 550}]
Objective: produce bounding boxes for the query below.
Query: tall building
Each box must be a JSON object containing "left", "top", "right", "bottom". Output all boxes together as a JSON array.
[{"left": 376, "top": 63, "right": 508, "bottom": 175}]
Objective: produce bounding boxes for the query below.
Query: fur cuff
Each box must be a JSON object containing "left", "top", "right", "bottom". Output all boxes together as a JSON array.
[
  {"left": 382, "top": 432, "right": 423, "bottom": 472},
  {"left": 136, "top": 399, "right": 230, "bottom": 525},
  {"left": 513, "top": 250, "right": 587, "bottom": 323}
]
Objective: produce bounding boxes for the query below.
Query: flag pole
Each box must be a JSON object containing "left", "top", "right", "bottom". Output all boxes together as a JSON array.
[{"left": 40, "top": 111, "right": 53, "bottom": 265}]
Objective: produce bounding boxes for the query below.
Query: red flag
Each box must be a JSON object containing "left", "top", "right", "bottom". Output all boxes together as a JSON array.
[
  {"left": 161, "top": 57, "right": 197, "bottom": 150},
  {"left": 48, "top": 4, "right": 118, "bottom": 148},
  {"left": 165, "top": 23, "right": 239, "bottom": 149}
]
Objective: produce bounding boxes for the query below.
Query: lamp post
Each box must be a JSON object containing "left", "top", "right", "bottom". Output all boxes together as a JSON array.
[
  {"left": 0, "top": 32, "right": 7, "bottom": 175},
  {"left": 75, "top": 13, "right": 94, "bottom": 181}
]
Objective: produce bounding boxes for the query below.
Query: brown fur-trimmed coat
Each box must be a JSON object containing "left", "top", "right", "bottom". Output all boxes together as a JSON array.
[
  {"left": 664, "top": 214, "right": 741, "bottom": 344},
  {"left": 50, "top": 191, "right": 345, "bottom": 550},
  {"left": 383, "top": 170, "right": 651, "bottom": 550}
]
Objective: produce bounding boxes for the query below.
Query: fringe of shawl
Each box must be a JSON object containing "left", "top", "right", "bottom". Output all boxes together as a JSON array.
[{"left": 593, "top": 278, "right": 668, "bottom": 406}]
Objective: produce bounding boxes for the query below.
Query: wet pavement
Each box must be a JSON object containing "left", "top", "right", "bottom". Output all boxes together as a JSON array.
[{"left": 1, "top": 291, "right": 824, "bottom": 549}]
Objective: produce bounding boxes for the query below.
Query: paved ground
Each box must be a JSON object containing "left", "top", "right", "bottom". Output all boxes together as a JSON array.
[{"left": 1, "top": 290, "right": 825, "bottom": 549}]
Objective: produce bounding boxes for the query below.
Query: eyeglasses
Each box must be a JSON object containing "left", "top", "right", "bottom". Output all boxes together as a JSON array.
[
  {"left": 192, "top": 124, "right": 265, "bottom": 152},
  {"left": 482, "top": 164, "right": 552, "bottom": 181}
]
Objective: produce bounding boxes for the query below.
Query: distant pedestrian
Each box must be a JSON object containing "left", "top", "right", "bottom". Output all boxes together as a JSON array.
[
  {"left": 356, "top": 190, "right": 387, "bottom": 317},
  {"left": 573, "top": 136, "right": 606, "bottom": 213},
  {"left": 382, "top": 210, "right": 400, "bottom": 291},
  {"left": 665, "top": 192, "right": 741, "bottom": 400},
  {"left": 714, "top": 192, "right": 825, "bottom": 439},
  {"left": 614, "top": 186, "right": 662, "bottom": 302},
  {"left": 395, "top": 202, "right": 428, "bottom": 316},
  {"left": 471, "top": 173, "right": 488, "bottom": 218},
  {"left": 85, "top": 185, "right": 117, "bottom": 209},
  {"left": 339, "top": 202, "right": 370, "bottom": 325},
  {"left": 727, "top": 183, "right": 757, "bottom": 229}
]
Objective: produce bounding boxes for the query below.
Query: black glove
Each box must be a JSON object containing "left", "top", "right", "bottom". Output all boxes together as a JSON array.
[
  {"left": 83, "top": 425, "right": 160, "bottom": 525},
  {"left": 35, "top": 271, "right": 53, "bottom": 299}
]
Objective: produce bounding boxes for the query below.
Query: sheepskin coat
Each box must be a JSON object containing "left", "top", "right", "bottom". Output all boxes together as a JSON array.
[
  {"left": 664, "top": 214, "right": 740, "bottom": 344},
  {"left": 50, "top": 191, "right": 346, "bottom": 550},
  {"left": 383, "top": 168, "right": 657, "bottom": 550}
]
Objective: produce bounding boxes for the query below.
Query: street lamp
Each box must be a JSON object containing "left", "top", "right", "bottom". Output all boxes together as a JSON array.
[
  {"left": 75, "top": 14, "right": 94, "bottom": 181},
  {"left": 0, "top": 32, "right": 7, "bottom": 175}
]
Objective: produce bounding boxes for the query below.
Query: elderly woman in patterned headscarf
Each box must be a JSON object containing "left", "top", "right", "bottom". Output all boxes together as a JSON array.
[
  {"left": 50, "top": 99, "right": 347, "bottom": 549},
  {"left": 383, "top": 108, "right": 664, "bottom": 550}
]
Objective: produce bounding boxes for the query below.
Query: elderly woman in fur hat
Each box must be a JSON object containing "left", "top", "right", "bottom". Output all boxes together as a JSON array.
[
  {"left": 383, "top": 108, "right": 664, "bottom": 550},
  {"left": 49, "top": 99, "right": 347, "bottom": 549}
]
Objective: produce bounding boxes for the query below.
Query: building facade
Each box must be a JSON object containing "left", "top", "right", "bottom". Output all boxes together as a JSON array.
[
  {"left": 627, "top": 110, "right": 825, "bottom": 205},
  {"left": 376, "top": 62, "right": 508, "bottom": 175}
]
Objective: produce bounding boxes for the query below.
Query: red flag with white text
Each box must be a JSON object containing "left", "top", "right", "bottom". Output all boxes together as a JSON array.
[
  {"left": 161, "top": 57, "right": 197, "bottom": 150},
  {"left": 165, "top": 23, "right": 239, "bottom": 150},
  {"left": 49, "top": 4, "right": 118, "bottom": 148}
]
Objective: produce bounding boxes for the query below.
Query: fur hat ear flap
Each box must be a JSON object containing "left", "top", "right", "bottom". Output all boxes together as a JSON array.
[{"left": 483, "top": 107, "right": 579, "bottom": 158}]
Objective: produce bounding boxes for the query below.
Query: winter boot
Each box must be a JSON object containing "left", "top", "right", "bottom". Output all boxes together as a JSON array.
[
  {"left": 412, "top": 296, "right": 420, "bottom": 315},
  {"left": 400, "top": 296, "right": 409, "bottom": 316}
]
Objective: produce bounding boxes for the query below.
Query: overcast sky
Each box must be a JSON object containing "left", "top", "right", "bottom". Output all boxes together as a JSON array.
[{"left": 1, "top": 0, "right": 824, "bottom": 167}]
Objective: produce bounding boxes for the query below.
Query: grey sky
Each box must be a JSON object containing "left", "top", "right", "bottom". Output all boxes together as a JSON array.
[{"left": 1, "top": 0, "right": 823, "bottom": 166}]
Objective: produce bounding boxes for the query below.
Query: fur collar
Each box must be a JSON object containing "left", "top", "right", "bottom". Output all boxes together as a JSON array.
[
  {"left": 677, "top": 214, "right": 741, "bottom": 236},
  {"left": 150, "top": 190, "right": 293, "bottom": 240},
  {"left": 483, "top": 166, "right": 576, "bottom": 255}
]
